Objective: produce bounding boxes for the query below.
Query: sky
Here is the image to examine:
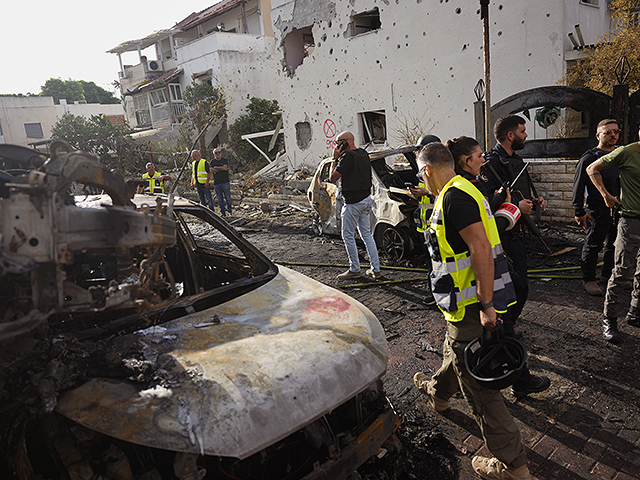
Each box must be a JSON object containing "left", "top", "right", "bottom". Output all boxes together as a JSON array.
[{"left": 1, "top": 1, "right": 214, "bottom": 96}]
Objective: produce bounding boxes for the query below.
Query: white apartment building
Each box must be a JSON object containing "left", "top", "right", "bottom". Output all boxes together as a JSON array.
[
  {"left": 109, "top": 0, "right": 279, "bottom": 148},
  {"left": 269, "top": 0, "right": 613, "bottom": 168},
  {"left": 0, "top": 97, "right": 123, "bottom": 149}
]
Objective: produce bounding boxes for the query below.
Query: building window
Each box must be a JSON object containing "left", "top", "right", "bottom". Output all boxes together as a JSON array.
[
  {"left": 349, "top": 8, "right": 381, "bottom": 37},
  {"left": 24, "top": 123, "right": 44, "bottom": 139},
  {"left": 580, "top": 0, "right": 598, "bottom": 5},
  {"left": 149, "top": 89, "right": 168, "bottom": 107},
  {"left": 169, "top": 84, "right": 182, "bottom": 102},
  {"left": 359, "top": 111, "right": 386, "bottom": 144}
]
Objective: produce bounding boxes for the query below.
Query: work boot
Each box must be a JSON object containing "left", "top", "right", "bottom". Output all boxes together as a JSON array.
[
  {"left": 413, "top": 372, "right": 449, "bottom": 413},
  {"left": 603, "top": 316, "right": 622, "bottom": 343},
  {"left": 625, "top": 306, "right": 640, "bottom": 327},
  {"left": 583, "top": 280, "right": 602, "bottom": 296},
  {"left": 336, "top": 270, "right": 362, "bottom": 280},
  {"left": 510, "top": 375, "right": 551, "bottom": 399},
  {"left": 472, "top": 456, "right": 531, "bottom": 480}
]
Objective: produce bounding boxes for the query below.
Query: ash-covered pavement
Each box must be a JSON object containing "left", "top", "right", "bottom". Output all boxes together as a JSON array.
[{"left": 237, "top": 214, "right": 640, "bottom": 480}]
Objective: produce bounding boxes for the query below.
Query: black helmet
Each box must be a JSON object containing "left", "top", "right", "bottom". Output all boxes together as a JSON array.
[
  {"left": 415, "top": 134, "right": 441, "bottom": 148},
  {"left": 464, "top": 323, "right": 527, "bottom": 390}
]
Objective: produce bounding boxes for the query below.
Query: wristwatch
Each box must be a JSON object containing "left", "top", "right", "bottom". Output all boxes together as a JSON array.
[{"left": 477, "top": 300, "right": 494, "bottom": 311}]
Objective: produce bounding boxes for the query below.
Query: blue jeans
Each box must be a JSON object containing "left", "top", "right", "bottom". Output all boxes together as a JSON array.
[
  {"left": 341, "top": 196, "right": 380, "bottom": 273},
  {"left": 214, "top": 182, "right": 232, "bottom": 215},
  {"left": 196, "top": 184, "right": 215, "bottom": 211}
]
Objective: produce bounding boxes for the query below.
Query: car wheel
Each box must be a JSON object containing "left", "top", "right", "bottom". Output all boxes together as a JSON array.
[{"left": 381, "top": 227, "right": 408, "bottom": 261}]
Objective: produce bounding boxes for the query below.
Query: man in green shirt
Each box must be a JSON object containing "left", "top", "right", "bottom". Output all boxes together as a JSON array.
[{"left": 586, "top": 132, "right": 640, "bottom": 342}]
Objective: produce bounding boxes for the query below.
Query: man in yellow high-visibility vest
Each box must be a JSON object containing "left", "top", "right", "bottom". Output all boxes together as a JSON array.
[
  {"left": 191, "top": 150, "right": 215, "bottom": 210},
  {"left": 140, "top": 162, "right": 172, "bottom": 194}
]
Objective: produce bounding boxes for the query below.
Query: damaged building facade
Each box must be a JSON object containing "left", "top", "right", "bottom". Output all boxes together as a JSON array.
[
  {"left": 270, "top": 0, "right": 613, "bottom": 169},
  {"left": 109, "top": 0, "right": 279, "bottom": 147}
]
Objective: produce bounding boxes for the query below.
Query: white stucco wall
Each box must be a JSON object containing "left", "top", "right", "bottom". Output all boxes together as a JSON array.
[
  {"left": 177, "top": 33, "right": 280, "bottom": 124},
  {"left": 56, "top": 100, "right": 124, "bottom": 118},
  {"left": 270, "top": 0, "right": 612, "bottom": 169},
  {"left": 0, "top": 96, "right": 57, "bottom": 147}
]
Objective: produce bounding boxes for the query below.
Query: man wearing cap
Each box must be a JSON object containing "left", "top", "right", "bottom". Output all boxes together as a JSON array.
[
  {"left": 140, "top": 162, "right": 172, "bottom": 194},
  {"left": 191, "top": 150, "right": 215, "bottom": 211}
]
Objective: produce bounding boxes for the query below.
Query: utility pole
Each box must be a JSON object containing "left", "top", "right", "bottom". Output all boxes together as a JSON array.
[{"left": 480, "top": 0, "right": 491, "bottom": 150}]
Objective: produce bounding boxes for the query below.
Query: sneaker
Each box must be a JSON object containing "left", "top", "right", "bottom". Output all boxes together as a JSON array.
[
  {"left": 336, "top": 269, "right": 362, "bottom": 280},
  {"left": 510, "top": 375, "right": 550, "bottom": 398},
  {"left": 472, "top": 456, "right": 531, "bottom": 480},
  {"left": 583, "top": 280, "right": 602, "bottom": 296},
  {"left": 413, "top": 372, "right": 449, "bottom": 413},
  {"left": 365, "top": 268, "right": 383, "bottom": 280}
]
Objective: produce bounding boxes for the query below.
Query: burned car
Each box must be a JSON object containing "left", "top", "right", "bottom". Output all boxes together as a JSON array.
[
  {"left": 0, "top": 142, "right": 399, "bottom": 480},
  {"left": 307, "top": 146, "right": 423, "bottom": 261}
]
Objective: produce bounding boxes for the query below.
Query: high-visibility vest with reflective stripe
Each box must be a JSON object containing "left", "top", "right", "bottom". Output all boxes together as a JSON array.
[
  {"left": 416, "top": 181, "right": 432, "bottom": 233},
  {"left": 430, "top": 175, "right": 516, "bottom": 322},
  {"left": 192, "top": 159, "right": 208, "bottom": 184},
  {"left": 142, "top": 171, "right": 164, "bottom": 194}
]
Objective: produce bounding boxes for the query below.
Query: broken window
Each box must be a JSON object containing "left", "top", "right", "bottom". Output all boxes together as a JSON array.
[
  {"left": 296, "top": 122, "right": 312, "bottom": 149},
  {"left": 150, "top": 89, "right": 168, "bottom": 107},
  {"left": 580, "top": 0, "right": 598, "bottom": 6},
  {"left": 348, "top": 8, "right": 381, "bottom": 37},
  {"left": 24, "top": 123, "right": 44, "bottom": 139},
  {"left": 283, "top": 26, "right": 315, "bottom": 75},
  {"left": 359, "top": 111, "right": 387, "bottom": 144}
]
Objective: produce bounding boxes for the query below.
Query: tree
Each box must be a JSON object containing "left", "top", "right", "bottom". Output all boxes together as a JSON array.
[
  {"left": 181, "top": 82, "right": 226, "bottom": 157},
  {"left": 40, "top": 78, "right": 120, "bottom": 105},
  {"left": 228, "top": 98, "right": 282, "bottom": 171},
  {"left": 565, "top": 0, "right": 640, "bottom": 94},
  {"left": 51, "top": 113, "right": 135, "bottom": 171}
]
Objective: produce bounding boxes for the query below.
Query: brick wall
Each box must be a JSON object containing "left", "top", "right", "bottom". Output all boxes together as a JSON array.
[{"left": 528, "top": 160, "right": 576, "bottom": 223}]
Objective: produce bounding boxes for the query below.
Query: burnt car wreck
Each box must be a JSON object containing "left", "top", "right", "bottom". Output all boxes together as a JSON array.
[{"left": 0, "top": 142, "right": 399, "bottom": 480}]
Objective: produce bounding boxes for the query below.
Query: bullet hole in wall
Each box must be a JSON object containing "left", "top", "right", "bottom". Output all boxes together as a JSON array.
[
  {"left": 499, "top": 5, "right": 503, "bottom": 10},
  {"left": 330, "top": 48, "right": 333, "bottom": 54},
  {"left": 497, "top": 31, "right": 502, "bottom": 36},
  {"left": 455, "top": 8, "right": 461, "bottom": 14}
]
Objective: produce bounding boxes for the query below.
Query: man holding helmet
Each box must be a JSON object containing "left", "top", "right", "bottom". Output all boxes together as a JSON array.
[{"left": 412, "top": 143, "right": 531, "bottom": 480}]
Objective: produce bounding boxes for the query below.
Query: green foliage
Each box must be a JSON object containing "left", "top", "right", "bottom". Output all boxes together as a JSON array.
[
  {"left": 40, "top": 78, "right": 120, "bottom": 105},
  {"left": 565, "top": 0, "right": 640, "bottom": 94},
  {"left": 229, "top": 98, "right": 282, "bottom": 171},
  {"left": 51, "top": 113, "right": 135, "bottom": 171},
  {"left": 181, "top": 82, "right": 226, "bottom": 156}
]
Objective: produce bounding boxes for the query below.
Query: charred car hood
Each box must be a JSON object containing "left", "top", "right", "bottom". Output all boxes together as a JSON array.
[{"left": 56, "top": 266, "right": 388, "bottom": 459}]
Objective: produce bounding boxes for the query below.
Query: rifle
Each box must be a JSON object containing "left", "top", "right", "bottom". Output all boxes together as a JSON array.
[
  {"left": 482, "top": 160, "right": 553, "bottom": 254},
  {"left": 489, "top": 163, "right": 528, "bottom": 211}
]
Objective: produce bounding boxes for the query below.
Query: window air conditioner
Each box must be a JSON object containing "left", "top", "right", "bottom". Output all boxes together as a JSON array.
[{"left": 143, "top": 60, "right": 164, "bottom": 73}]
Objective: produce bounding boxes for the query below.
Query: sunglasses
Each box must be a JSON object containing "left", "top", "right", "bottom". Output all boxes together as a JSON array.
[
  {"left": 601, "top": 129, "right": 620, "bottom": 136},
  {"left": 416, "top": 165, "right": 427, "bottom": 180}
]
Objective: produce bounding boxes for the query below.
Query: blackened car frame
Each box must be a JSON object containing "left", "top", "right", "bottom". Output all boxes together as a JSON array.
[{"left": 0, "top": 142, "right": 399, "bottom": 480}]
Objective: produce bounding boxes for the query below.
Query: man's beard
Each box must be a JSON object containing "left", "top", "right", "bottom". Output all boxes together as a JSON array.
[{"left": 512, "top": 137, "right": 525, "bottom": 151}]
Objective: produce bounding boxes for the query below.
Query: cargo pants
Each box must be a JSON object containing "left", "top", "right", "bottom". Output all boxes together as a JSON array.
[
  {"left": 430, "top": 304, "right": 528, "bottom": 469},
  {"left": 604, "top": 216, "right": 640, "bottom": 318}
]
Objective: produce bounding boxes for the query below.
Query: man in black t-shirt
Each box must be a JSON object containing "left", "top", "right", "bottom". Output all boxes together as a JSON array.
[
  {"left": 211, "top": 148, "right": 232, "bottom": 216},
  {"left": 413, "top": 142, "right": 530, "bottom": 480},
  {"left": 572, "top": 119, "right": 620, "bottom": 296},
  {"left": 329, "top": 131, "right": 381, "bottom": 280}
]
